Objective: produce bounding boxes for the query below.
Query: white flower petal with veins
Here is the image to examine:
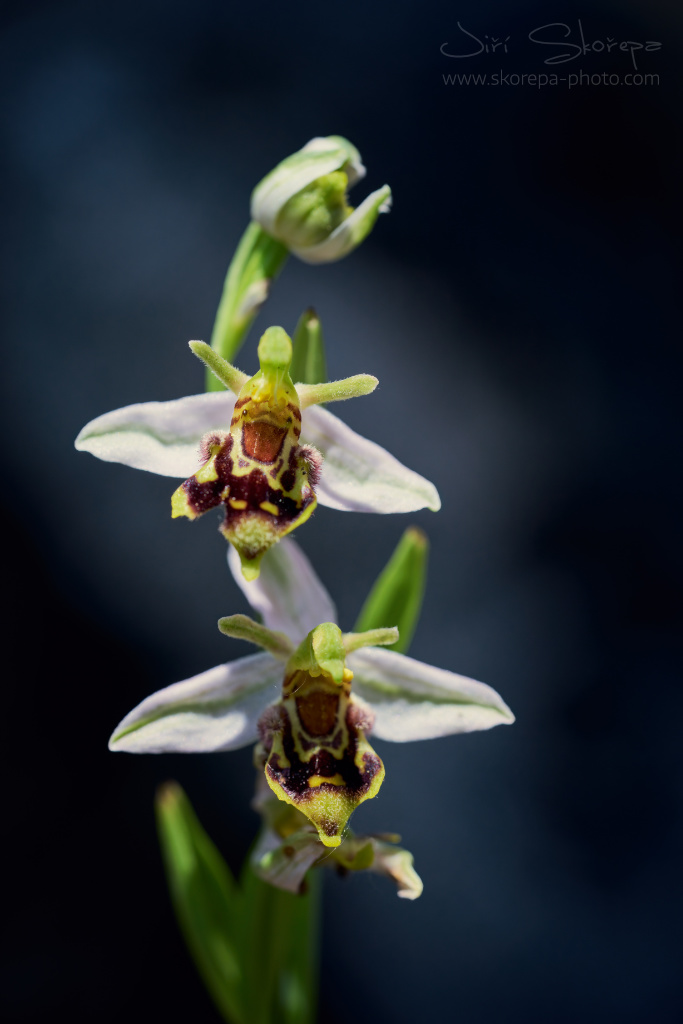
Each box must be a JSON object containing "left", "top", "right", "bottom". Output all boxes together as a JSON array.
[
  {"left": 75, "top": 392, "right": 234, "bottom": 477},
  {"left": 302, "top": 405, "right": 441, "bottom": 513},
  {"left": 109, "top": 652, "right": 281, "bottom": 754},
  {"left": 347, "top": 647, "right": 515, "bottom": 742}
]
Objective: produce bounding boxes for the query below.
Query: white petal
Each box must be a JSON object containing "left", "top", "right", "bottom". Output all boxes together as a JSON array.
[
  {"left": 348, "top": 647, "right": 514, "bottom": 742},
  {"left": 293, "top": 185, "right": 392, "bottom": 264},
  {"left": 109, "top": 652, "right": 282, "bottom": 753},
  {"left": 302, "top": 405, "right": 441, "bottom": 513},
  {"left": 75, "top": 392, "right": 236, "bottom": 477},
  {"left": 228, "top": 537, "right": 337, "bottom": 643}
]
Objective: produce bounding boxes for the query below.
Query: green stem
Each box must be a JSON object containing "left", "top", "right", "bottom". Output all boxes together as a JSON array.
[
  {"left": 207, "top": 221, "right": 289, "bottom": 389},
  {"left": 241, "top": 859, "right": 321, "bottom": 1024}
]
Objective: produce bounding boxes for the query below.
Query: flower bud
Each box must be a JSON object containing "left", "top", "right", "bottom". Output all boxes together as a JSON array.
[{"left": 251, "top": 136, "right": 391, "bottom": 264}]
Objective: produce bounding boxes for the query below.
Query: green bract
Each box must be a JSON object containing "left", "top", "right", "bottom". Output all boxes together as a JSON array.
[{"left": 251, "top": 136, "right": 391, "bottom": 264}]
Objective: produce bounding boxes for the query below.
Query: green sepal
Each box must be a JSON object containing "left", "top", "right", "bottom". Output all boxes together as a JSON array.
[
  {"left": 290, "top": 308, "right": 327, "bottom": 386},
  {"left": 155, "top": 781, "right": 245, "bottom": 1024},
  {"left": 218, "top": 614, "right": 294, "bottom": 660},
  {"left": 354, "top": 526, "right": 429, "bottom": 654},
  {"left": 208, "top": 222, "right": 289, "bottom": 390}
]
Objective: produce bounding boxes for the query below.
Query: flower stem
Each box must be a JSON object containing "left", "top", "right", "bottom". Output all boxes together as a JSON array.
[{"left": 207, "top": 222, "right": 289, "bottom": 389}]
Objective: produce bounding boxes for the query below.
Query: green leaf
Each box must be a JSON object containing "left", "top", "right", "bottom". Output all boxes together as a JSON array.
[
  {"left": 208, "top": 222, "right": 289, "bottom": 388},
  {"left": 354, "top": 526, "right": 428, "bottom": 655},
  {"left": 155, "top": 782, "right": 245, "bottom": 1024},
  {"left": 290, "top": 308, "right": 328, "bottom": 386},
  {"left": 156, "top": 784, "right": 320, "bottom": 1024},
  {"left": 239, "top": 856, "right": 320, "bottom": 1024}
]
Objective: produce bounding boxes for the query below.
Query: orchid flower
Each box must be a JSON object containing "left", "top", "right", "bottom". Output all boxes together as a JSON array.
[
  {"left": 108, "top": 537, "right": 514, "bottom": 881},
  {"left": 75, "top": 328, "right": 440, "bottom": 579}
]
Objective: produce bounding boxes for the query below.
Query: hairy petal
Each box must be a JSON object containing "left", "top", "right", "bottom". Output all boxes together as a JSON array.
[
  {"left": 75, "top": 392, "right": 236, "bottom": 477},
  {"left": 109, "top": 653, "right": 282, "bottom": 753},
  {"left": 347, "top": 647, "right": 514, "bottom": 741},
  {"left": 301, "top": 405, "right": 441, "bottom": 513},
  {"left": 228, "top": 537, "right": 337, "bottom": 643}
]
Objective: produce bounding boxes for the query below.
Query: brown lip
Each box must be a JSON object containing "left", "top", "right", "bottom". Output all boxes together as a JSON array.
[{"left": 242, "top": 420, "right": 287, "bottom": 462}]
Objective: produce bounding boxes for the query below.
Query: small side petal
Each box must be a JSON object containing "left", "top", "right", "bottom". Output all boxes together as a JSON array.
[
  {"left": 228, "top": 537, "right": 337, "bottom": 643},
  {"left": 348, "top": 647, "right": 514, "bottom": 742},
  {"left": 109, "top": 653, "right": 282, "bottom": 753},
  {"left": 293, "top": 186, "right": 392, "bottom": 264},
  {"left": 75, "top": 392, "right": 235, "bottom": 477},
  {"left": 301, "top": 405, "right": 441, "bottom": 513}
]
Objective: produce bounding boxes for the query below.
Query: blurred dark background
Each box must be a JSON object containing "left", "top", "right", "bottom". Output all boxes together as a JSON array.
[{"left": 2, "top": 0, "right": 682, "bottom": 1021}]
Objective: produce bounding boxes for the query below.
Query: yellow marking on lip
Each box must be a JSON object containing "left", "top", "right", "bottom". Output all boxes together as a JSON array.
[
  {"left": 228, "top": 498, "right": 248, "bottom": 510},
  {"left": 260, "top": 501, "right": 280, "bottom": 516},
  {"left": 195, "top": 459, "right": 219, "bottom": 483},
  {"left": 308, "top": 774, "right": 345, "bottom": 788}
]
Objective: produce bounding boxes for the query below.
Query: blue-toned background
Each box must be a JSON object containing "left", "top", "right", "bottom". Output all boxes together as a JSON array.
[{"left": 2, "top": 1, "right": 682, "bottom": 1021}]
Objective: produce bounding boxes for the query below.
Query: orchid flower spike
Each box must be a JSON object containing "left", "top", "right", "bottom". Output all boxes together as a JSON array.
[
  {"left": 75, "top": 334, "right": 440, "bottom": 582},
  {"left": 251, "top": 136, "right": 392, "bottom": 264}
]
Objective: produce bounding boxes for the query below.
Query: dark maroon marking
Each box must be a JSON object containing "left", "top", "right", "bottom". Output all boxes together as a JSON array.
[
  {"left": 328, "top": 727, "right": 344, "bottom": 751},
  {"left": 238, "top": 458, "right": 249, "bottom": 468},
  {"left": 184, "top": 435, "right": 234, "bottom": 515},
  {"left": 234, "top": 396, "right": 250, "bottom": 409},
  {"left": 265, "top": 705, "right": 383, "bottom": 803},
  {"left": 219, "top": 465, "right": 315, "bottom": 556},
  {"left": 242, "top": 421, "right": 286, "bottom": 462},
  {"left": 280, "top": 446, "right": 299, "bottom": 493},
  {"left": 287, "top": 403, "right": 302, "bottom": 422}
]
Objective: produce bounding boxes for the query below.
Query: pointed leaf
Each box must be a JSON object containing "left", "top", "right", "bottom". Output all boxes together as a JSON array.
[
  {"left": 227, "top": 538, "right": 337, "bottom": 644},
  {"left": 348, "top": 647, "right": 515, "bottom": 741},
  {"left": 301, "top": 405, "right": 441, "bottom": 513},
  {"left": 155, "top": 782, "right": 244, "bottom": 1024},
  {"left": 109, "top": 653, "right": 282, "bottom": 753},
  {"left": 354, "top": 526, "right": 428, "bottom": 653}
]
